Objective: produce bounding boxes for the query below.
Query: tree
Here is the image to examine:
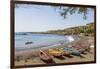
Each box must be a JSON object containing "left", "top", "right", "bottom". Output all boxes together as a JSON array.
[{"left": 54, "top": 6, "right": 93, "bottom": 20}]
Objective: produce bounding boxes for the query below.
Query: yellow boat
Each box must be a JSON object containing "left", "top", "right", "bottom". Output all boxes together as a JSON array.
[{"left": 48, "top": 48, "right": 70, "bottom": 57}]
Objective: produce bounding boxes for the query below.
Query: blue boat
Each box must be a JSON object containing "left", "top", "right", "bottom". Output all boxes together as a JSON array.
[{"left": 63, "top": 47, "right": 81, "bottom": 56}]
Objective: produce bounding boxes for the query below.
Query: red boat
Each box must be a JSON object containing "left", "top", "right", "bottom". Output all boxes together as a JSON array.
[{"left": 39, "top": 50, "right": 53, "bottom": 62}]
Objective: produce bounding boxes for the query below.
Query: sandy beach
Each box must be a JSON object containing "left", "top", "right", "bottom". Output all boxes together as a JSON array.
[{"left": 15, "top": 35, "right": 95, "bottom": 66}]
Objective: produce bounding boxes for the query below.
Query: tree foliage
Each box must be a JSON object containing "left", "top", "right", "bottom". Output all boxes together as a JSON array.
[{"left": 55, "top": 6, "right": 93, "bottom": 20}]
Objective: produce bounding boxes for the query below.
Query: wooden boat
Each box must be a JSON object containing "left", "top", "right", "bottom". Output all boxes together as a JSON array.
[
  {"left": 63, "top": 47, "right": 81, "bottom": 56},
  {"left": 48, "top": 48, "right": 65, "bottom": 57},
  {"left": 39, "top": 50, "right": 53, "bottom": 62},
  {"left": 72, "top": 44, "right": 90, "bottom": 53}
]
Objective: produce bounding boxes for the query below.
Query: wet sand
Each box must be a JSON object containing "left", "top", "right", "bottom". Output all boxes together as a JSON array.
[{"left": 15, "top": 36, "right": 95, "bottom": 66}]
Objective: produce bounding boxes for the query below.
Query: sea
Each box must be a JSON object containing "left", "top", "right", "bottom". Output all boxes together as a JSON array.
[{"left": 15, "top": 32, "right": 77, "bottom": 51}]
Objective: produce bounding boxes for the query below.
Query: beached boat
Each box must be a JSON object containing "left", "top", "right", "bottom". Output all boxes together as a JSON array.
[
  {"left": 48, "top": 48, "right": 65, "bottom": 57},
  {"left": 63, "top": 47, "right": 81, "bottom": 56},
  {"left": 72, "top": 44, "right": 90, "bottom": 53},
  {"left": 39, "top": 50, "right": 53, "bottom": 62}
]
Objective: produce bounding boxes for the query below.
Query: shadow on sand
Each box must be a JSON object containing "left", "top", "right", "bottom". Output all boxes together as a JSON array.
[
  {"left": 54, "top": 56, "right": 66, "bottom": 60},
  {"left": 41, "top": 59, "right": 56, "bottom": 64},
  {"left": 64, "top": 55, "right": 74, "bottom": 58}
]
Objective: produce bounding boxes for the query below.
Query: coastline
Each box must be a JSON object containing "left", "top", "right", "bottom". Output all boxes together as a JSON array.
[
  {"left": 15, "top": 35, "right": 80, "bottom": 56},
  {"left": 15, "top": 35, "right": 95, "bottom": 66}
]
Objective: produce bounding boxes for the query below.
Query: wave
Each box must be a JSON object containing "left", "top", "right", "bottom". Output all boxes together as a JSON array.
[{"left": 67, "top": 36, "right": 74, "bottom": 42}]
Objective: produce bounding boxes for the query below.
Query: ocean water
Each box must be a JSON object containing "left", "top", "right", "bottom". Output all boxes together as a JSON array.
[{"left": 15, "top": 32, "right": 76, "bottom": 51}]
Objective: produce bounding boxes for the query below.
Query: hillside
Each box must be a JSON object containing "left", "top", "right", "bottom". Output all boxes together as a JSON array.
[{"left": 45, "top": 22, "right": 95, "bottom": 36}]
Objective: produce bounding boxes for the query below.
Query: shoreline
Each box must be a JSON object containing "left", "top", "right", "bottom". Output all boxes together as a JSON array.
[
  {"left": 15, "top": 35, "right": 79, "bottom": 52},
  {"left": 15, "top": 34, "right": 72, "bottom": 51},
  {"left": 15, "top": 35, "right": 80, "bottom": 55},
  {"left": 15, "top": 35, "right": 95, "bottom": 66}
]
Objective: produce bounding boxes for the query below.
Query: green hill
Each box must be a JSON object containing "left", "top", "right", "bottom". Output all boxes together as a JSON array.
[{"left": 45, "top": 22, "right": 95, "bottom": 36}]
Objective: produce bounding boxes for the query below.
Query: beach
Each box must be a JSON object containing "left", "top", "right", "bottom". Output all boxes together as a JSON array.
[{"left": 15, "top": 35, "right": 95, "bottom": 66}]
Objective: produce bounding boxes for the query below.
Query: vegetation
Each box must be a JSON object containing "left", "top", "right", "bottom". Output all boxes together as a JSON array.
[
  {"left": 45, "top": 22, "right": 95, "bottom": 36},
  {"left": 54, "top": 6, "right": 93, "bottom": 20}
]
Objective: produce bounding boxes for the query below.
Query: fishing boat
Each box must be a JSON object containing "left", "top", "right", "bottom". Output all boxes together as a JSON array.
[
  {"left": 48, "top": 48, "right": 65, "bottom": 57},
  {"left": 25, "top": 42, "right": 33, "bottom": 45},
  {"left": 63, "top": 47, "right": 81, "bottom": 56},
  {"left": 72, "top": 44, "right": 90, "bottom": 53},
  {"left": 39, "top": 50, "right": 53, "bottom": 62}
]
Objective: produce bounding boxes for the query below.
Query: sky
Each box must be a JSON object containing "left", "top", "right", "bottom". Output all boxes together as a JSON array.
[{"left": 15, "top": 4, "right": 94, "bottom": 32}]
